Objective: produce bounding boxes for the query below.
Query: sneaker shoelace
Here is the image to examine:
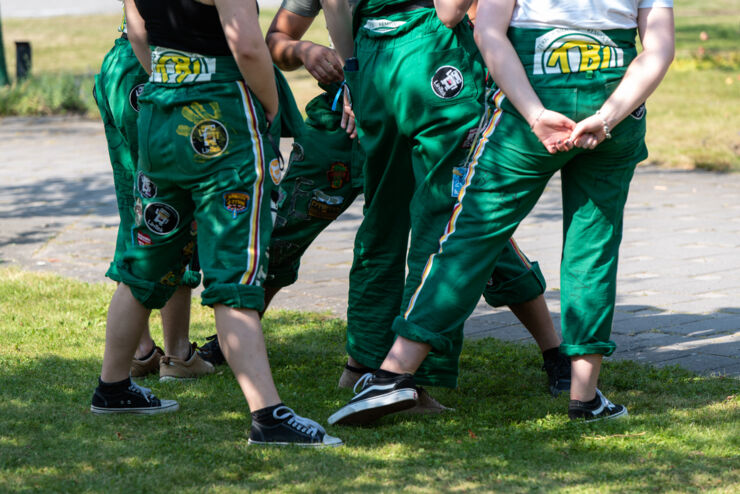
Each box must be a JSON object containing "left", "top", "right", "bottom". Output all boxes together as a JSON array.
[
  {"left": 353, "top": 372, "right": 374, "bottom": 394},
  {"left": 129, "top": 381, "right": 154, "bottom": 404},
  {"left": 273, "top": 406, "right": 325, "bottom": 438}
]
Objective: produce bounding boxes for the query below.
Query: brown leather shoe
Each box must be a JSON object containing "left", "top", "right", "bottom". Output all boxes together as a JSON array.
[
  {"left": 159, "top": 343, "right": 215, "bottom": 382},
  {"left": 130, "top": 346, "right": 164, "bottom": 377},
  {"left": 401, "top": 387, "right": 454, "bottom": 415}
]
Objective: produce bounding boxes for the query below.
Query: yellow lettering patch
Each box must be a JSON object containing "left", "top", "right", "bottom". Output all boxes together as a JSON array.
[
  {"left": 534, "top": 30, "right": 624, "bottom": 75},
  {"left": 150, "top": 48, "right": 216, "bottom": 84}
]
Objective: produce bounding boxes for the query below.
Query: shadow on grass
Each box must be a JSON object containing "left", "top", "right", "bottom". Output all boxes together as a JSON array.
[{"left": 1, "top": 314, "right": 738, "bottom": 492}]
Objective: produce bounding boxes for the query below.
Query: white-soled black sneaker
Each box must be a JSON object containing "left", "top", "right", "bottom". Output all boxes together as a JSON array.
[
  {"left": 568, "top": 389, "right": 628, "bottom": 422},
  {"left": 328, "top": 372, "right": 418, "bottom": 426},
  {"left": 90, "top": 380, "right": 179, "bottom": 415},
  {"left": 248, "top": 406, "right": 342, "bottom": 447}
]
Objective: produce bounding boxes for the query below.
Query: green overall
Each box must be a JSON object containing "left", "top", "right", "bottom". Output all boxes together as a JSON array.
[
  {"left": 394, "top": 27, "right": 646, "bottom": 358},
  {"left": 346, "top": 6, "right": 546, "bottom": 387},
  {"left": 94, "top": 35, "right": 200, "bottom": 288},
  {"left": 266, "top": 83, "right": 363, "bottom": 288},
  {"left": 117, "top": 48, "right": 278, "bottom": 310}
]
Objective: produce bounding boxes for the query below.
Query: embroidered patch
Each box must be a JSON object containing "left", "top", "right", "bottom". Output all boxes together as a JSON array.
[
  {"left": 290, "top": 142, "right": 305, "bottom": 163},
  {"left": 307, "top": 190, "right": 344, "bottom": 220},
  {"left": 431, "top": 66, "right": 464, "bottom": 99},
  {"left": 363, "top": 19, "right": 406, "bottom": 33},
  {"left": 223, "top": 191, "right": 250, "bottom": 218},
  {"left": 129, "top": 83, "right": 146, "bottom": 112},
  {"left": 191, "top": 119, "right": 229, "bottom": 157},
  {"left": 461, "top": 127, "right": 478, "bottom": 149},
  {"left": 137, "top": 172, "right": 157, "bottom": 198},
  {"left": 144, "top": 202, "right": 179, "bottom": 235},
  {"left": 451, "top": 166, "right": 468, "bottom": 198},
  {"left": 327, "top": 162, "right": 350, "bottom": 190},
  {"left": 136, "top": 231, "right": 152, "bottom": 246},
  {"left": 630, "top": 103, "right": 646, "bottom": 120},
  {"left": 134, "top": 198, "right": 143, "bottom": 226},
  {"left": 269, "top": 158, "right": 283, "bottom": 185}
]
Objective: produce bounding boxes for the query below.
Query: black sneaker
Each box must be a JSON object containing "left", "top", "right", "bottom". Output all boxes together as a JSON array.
[
  {"left": 543, "top": 351, "right": 571, "bottom": 397},
  {"left": 198, "top": 334, "right": 225, "bottom": 366},
  {"left": 568, "top": 389, "right": 628, "bottom": 422},
  {"left": 91, "top": 380, "right": 179, "bottom": 415},
  {"left": 328, "top": 372, "right": 419, "bottom": 426},
  {"left": 248, "top": 406, "right": 343, "bottom": 447}
]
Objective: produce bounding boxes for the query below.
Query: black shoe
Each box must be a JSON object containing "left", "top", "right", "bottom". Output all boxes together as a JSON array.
[
  {"left": 328, "top": 372, "right": 419, "bottom": 426},
  {"left": 568, "top": 389, "right": 628, "bottom": 422},
  {"left": 91, "top": 380, "right": 178, "bottom": 415},
  {"left": 198, "top": 334, "right": 225, "bottom": 366},
  {"left": 248, "top": 406, "right": 342, "bottom": 447},
  {"left": 543, "top": 351, "right": 571, "bottom": 397}
]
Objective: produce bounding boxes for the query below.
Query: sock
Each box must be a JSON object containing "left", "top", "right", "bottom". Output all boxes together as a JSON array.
[
  {"left": 345, "top": 363, "right": 375, "bottom": 374},
  {"left": 136, "top": 345, "right": 156, "bottom": 361},
  {"left": 542, "top": 347, "right": 561, "bottom": 363},
  {"left": 251, "top": 403, "right": 286, "bottom": 426},
  {"left": 97, "top": 376, "right": 131, "bottom": 394},
  {"left": 569, "top": 394, "right": 600, "bottom": 410},
  {"left": 374, "top": 369, "right": 402, "bottom": 379}
]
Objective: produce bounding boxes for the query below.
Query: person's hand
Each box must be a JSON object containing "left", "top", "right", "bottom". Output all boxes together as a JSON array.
[
  {"left": 300, "top": 43, "right": 344, "bottom": 84},
  {"left": 340, "top": 85, "right": 357, "bottom": 139},
  {"left": 530, "top": 109, "right": 577, "bottom": 154},
  {"left": 569, "top": 114, "right": 610, "bottom": 149}
]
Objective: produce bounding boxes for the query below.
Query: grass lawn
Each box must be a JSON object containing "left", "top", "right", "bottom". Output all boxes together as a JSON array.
[{"left": 0, "top": 268, "right": 738, "bottom": 493}]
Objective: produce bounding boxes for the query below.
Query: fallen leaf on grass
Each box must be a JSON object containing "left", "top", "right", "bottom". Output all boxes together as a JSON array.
[{"left": 468, "top": 429, "right": 478, "bottom": 439}]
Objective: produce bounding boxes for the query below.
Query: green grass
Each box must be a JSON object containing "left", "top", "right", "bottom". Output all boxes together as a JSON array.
[
  {"left": 0, "top": 5, "right": 738, "bottom": 169},
  {"left": 1, "top": 268, "right": 738, "bottom": 493}
]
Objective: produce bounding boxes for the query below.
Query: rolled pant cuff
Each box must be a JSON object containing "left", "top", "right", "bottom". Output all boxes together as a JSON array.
[
  {"left": 118, "top": 268, "right": 176, "bottom": 310},
  {"left": 392, "top": 316, "right": 453, "bottom": 355},
  {"left": 560, "top": 341, "right": 616, "bottom": 357},
  {"left": 482, "top": 261, "right": 546, "bottom": 307},
  {"left": 201, "top": 283, "right": 265, "bottom": 311}
]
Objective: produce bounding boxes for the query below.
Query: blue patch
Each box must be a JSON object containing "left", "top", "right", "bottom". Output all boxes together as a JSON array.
[{"left": 451, "top": 166, "right": 468, "bottom": 198}]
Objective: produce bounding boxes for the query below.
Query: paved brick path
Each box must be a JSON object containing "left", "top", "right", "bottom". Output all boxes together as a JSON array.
[{"left": 1, "top": 116, "right": 738, "bottom": 377}]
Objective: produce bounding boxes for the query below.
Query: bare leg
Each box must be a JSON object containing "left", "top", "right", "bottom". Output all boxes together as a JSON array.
[
  {"left": 379, "top": 336, "right": 431, "bottom": 375},
  {"left": 101, "top": 284, "right": 151, "bottom": 382},
  {"left": 570, "top": 354, "right": 601, "bottom": 401},
  {"left": 160, "top": 285, "right": 192, "bottom": 359},
  {"left": 214, "top": 304, "right": 281, "bottom": 411},
  {"left": 508, "top": 295, "right": 560, "bottom": 351},
  {"left": 134, "top": 326, "right": 156, "bottom": 359}
]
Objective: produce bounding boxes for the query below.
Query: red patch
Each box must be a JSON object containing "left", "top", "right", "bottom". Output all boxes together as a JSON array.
[{"left": 137, "top": 231, "right": 152, "bottom": 246}]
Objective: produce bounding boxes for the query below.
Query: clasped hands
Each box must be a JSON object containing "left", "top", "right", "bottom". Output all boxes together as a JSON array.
[{"left": 532, "top": 109, "right": 611, "bottom": 154}]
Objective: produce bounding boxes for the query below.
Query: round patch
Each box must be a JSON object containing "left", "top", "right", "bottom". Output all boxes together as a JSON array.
[
  {"left": 630, "top": 103, "right": 646, "bottom": 120},
  {"left": 144, "top": 202, "right": 180, "bottom": 235},
  {"left": 431, "top": 66, "right": 464, "bottom": 99},
  {"left": 129, "top": 83, "right": 146, "bottom": 112},
  {"left": 190, "top": 119, "right": 229, "bottom": 157},
  {"left": 137, "top": 172, "right": 157, "bottom": 199}
]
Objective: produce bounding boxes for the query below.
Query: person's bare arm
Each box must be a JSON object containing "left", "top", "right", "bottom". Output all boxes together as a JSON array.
[
  {"left": 320, "top": 0, "right": 354, "bottom": 60},
  {"left": 569, "top": 7, "right": 675, "bottom": 148},
  {"left": 474, "top": 0, "right": 574, "bottom": 153},
  {"left": 123, "top": 0, "right": 152, "bottom": 75},
  {"left": 266, "top": 8, "right": 343, "bottom": 83},
  {"left": 435, "top": 0, "right": 475, "bottom": 28},
  {"left": 215, "top": 0, "right": 279, "bottom": 123}
]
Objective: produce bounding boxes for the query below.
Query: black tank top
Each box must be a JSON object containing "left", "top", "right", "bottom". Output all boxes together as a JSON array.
[{"left": 134, "top": 0, "right": 231, "bottom": 56}]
